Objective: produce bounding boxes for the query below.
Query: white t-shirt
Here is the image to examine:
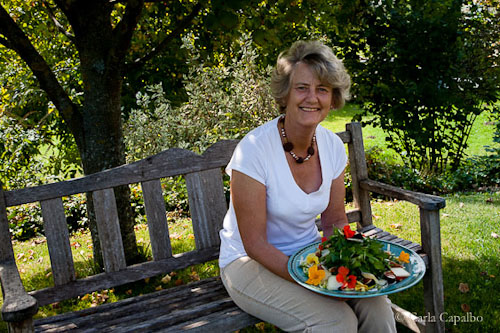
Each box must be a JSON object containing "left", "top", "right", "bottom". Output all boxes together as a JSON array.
[{"left": 218, "top": 116, "right": 347, "bottom": 268}]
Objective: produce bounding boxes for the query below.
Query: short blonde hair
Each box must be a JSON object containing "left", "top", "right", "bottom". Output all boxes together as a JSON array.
[{"left": 271, "top": 41, "right": 351, "bottom": 111}]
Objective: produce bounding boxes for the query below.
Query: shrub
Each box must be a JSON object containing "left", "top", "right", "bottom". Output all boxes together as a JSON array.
[{"left": 123, "top": 35, "right": 278, "bottom": 213}]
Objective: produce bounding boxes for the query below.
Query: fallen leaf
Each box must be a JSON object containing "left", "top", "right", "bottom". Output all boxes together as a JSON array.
[
  {"left": 458, "top": 283, "right": 469, "bottom": 293},
  {"left": 190, "top": 272, "right": 200, "bottom": 281},
  {"left": 390, "top": 224, "right": 403, "bottom": 230},
  {"left": 486, "top": 197, "right": 493, "bottom": 203},
  {"left": 144, "top": 277, "right": 150, "bottom": 284},
  {"left": 155, "top": 285, "right": 163, "bottom": 291},
  {"left": 442, "top": 213, "right": 450, "bottom": 217},
  {"left": 125, "top": 289, "right": 133, "bottom": 295},
  {"left": 16, "top": 253, "right": 25, "bottom": 260},
  {"left": 175, "top": 279, "right": 184, "bottom": 286},
  {"left": 46, "top": 272, "right": 52, "bottom": 278},
  {"left": 81, "top": 294, "right": 90, "bottom": 301},
  {"left": 459, "top": 202, "right": 465, "bottom": 208},
  {"left": 373, "top": 215, "right": 381, "bottom": 220},
  {"left": 51, "top": 302, "right": 60, "bottom": 309},
  {"left": 161, "top": 275, "right": 172, "bottom": 284},
  {"left": 461, "top": 303, "right": 471, "bottom": 313},
  {"left": 492, "top": 232, "right": 499, "bottom": 239},
  {"left": 187, "top": 234, "right": 195, "bottom": 239},
  {"left": 37, "top": 257, "right": 43, "bottom": 263}
]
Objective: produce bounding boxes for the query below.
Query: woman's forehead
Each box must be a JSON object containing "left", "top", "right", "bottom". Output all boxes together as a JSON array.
[{"left": 291, "top": 62, "right": 331, "bottom": 86}]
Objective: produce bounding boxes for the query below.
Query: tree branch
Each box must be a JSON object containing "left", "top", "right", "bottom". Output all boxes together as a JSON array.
[
  {"left": 113, "top": 0, "right": 145, "bottom": 62},
  {"left": 126, "top": 1, "right": 203, "bottom": 71},
  {"left": 0, "top": 4, "right": 83, "bottom": 147},
  {"left": 41, "top": 0, "right": 75, "bottom": 41}
]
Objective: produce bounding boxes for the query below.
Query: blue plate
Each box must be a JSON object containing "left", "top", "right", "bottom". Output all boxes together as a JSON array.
[{"left": 287, "top": 239, "right": 426, "bottom": 298}]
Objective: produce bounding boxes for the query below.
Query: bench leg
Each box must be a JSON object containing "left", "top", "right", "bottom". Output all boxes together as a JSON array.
[
  {"left": 420, "top": 208, "right": 445, "bottom": 333},
  {"left": 7, "top": 318, "right": 34, "bottom": 333}
]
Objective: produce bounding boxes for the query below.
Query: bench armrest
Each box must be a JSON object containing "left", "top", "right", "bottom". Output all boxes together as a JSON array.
[
  {"left": 0, "top": 261, "right": 38, "bottom": 322},
  {"left": 360, "top": 179, "right": 446, "bottom": 211}
]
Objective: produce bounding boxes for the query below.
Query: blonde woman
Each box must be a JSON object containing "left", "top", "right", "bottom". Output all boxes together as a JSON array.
[{"left": 219, "top": 41, "right": 396, "bottom": 332}]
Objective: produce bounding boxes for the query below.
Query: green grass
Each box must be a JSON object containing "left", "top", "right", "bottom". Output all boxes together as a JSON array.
[{"left": 322, "top": 103, "right": 499, "bottom": 159}]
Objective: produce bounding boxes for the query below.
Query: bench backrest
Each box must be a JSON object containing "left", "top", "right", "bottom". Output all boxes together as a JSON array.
[{"left": 0, "top": 122, "right": 372, "bottom": 307}]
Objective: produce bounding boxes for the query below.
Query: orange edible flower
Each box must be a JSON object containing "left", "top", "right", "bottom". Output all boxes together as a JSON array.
[
  {"left": 343, "top": 225, "right": 355, "bottom": 238},
  {"left": 335, "top": 266, "right": 357, "bottom": 289},
  {"left": 306, "top": 265, "right": 326, "bottom": 286},
  {"left": 398, "top": 250, "right": 410, "bottom": 264}
]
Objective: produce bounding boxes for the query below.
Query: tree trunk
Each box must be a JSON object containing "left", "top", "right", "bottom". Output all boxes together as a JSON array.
[{"left": 66, "top": 1, "right": 141, "bottom": 265}]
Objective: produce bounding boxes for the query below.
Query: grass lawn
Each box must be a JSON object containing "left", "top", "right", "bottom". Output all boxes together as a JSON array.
[{"left": 322, "top": 103, "right": 499, "bottom": 159}]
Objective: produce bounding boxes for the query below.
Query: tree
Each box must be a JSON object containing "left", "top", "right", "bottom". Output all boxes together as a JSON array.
[
  {"left": 328, "top": 0, "right": 500, "bottom": 173},
  {"left": 0, "top": 0, "right": 330, "bottom": 264},
  {"left": 0, "top": 0, "right": 259, "bottom": 264}
]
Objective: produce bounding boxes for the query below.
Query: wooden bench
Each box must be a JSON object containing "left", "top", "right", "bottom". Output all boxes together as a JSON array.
[{"left": 0, "top": 122, "right": 445, "bottom": 332}]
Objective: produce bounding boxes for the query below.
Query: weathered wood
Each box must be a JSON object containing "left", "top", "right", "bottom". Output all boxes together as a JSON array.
[
  {"left": 346, "top": 208, "right": 361, "bottom": 223},
  {"left": 4, "top": 140, "right": 239, "bottom": 207},
  {"left": 7, "top": 317, "right": 35, "bottom": 333},
  {"left": 346, "top": 122, "right": 373, "bottom": 227},
  {"left": 141, "top": 179, "right": 172, "bottom": 260},
  {"left": 164, "top": 307, "right": 260, "bottom": 332},
  {"left": 30, "top": 247, "right": 219, "bottom": 307},
  {"left": 0, "top": 262, "right": 39, "bottom": 322},
  {"left": 391, "top": 303, "right": 425, "bottom": 332},
  {"left": 0, "top": 182, "right": 15, "bottom": 262},
  {"left": 40, "top": 198, "right": 76, "bottom": 285},
  {"left": 0, "top": 183, "right": 39, "bottom": 324},
  {"left": 336, "top": 130, "right": 351, "bottom": 143},
  {"left": 420, "top": 208, "right": 445, "bottom": 333},
  {"left": 36, "top": 278, "right": 229, "bottom": 332},
  {"left": 185, "top": 168, "right": 227, "bottom": 250},
  {"left": 92, "top": 189, "right": 126, "bottom": 273},
  {"left": 360, "top": 179, "right": 446, "bottom": 211}
]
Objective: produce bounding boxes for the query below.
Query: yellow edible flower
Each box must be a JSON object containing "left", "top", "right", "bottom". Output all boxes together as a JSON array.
[
  {"left": 398, "top": 250, "right": 410, "bottom": 264},
  {"left": 306, "top": 253, "right": 319, "bottom": 265},
  {"left": 305, "top": 265, "right": 325, "bottom": 286}
]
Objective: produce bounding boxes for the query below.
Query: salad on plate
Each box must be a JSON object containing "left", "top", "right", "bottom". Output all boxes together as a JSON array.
[{"left": 299, "top": 225, "right": 412, "bottom": 293}]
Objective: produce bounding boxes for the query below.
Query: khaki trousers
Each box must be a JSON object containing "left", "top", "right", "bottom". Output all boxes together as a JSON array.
[{"left": 221, "top": 256, "right": 397, "bottom": 333}]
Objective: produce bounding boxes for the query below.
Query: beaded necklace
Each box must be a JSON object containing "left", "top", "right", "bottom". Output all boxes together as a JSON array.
[{"left": 279, "top": 115, "right": 316, "bottom": 164}]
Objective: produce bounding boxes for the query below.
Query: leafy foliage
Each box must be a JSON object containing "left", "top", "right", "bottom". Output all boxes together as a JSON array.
[
  {"left": 331, "top": 0, "right": 500, "bottom": 173},
  {"left": 321, "top": 228, "right": 392, "bottom": 277},
  {"left": 124, "top": 36, "right": 278, "bottom": 159}
]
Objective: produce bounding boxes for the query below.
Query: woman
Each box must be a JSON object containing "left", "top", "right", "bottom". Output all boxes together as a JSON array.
[{"left": 219, "top": 41, "right": 396, "bottom": 332}]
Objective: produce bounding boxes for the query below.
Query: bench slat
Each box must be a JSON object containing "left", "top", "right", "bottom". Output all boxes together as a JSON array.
[
  {"left": 142, "top": 179, "right": 172, "bottom": 260},
  {"left": 185, "top": 169, "right": 227, "bottom": 250},
  {"left": 30, "top": 247, "right": 219, "bottom": 307},
  {"left": 40, "top": 198, "right": 76, "bottom": 285},
  {"left": 35, "top": 279, "right": 228, "bottom": 332},
  {"left": 4, "top": 140, "right": 239, "bottom": 207},
  {"left": 92, "top": 188, "right": 126, "bottom": 272}
]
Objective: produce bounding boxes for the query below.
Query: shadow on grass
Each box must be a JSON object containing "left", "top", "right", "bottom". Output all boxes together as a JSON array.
[{"left": 390, "top": 255, "right": 499, "bottom": 333}]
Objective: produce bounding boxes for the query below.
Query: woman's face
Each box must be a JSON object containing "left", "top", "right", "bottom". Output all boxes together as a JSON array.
[{"left": 285, "top": 62, "right": 333, "bottom": 129}]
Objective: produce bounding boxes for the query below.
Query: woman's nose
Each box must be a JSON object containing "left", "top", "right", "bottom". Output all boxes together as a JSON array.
[{"left": 306, "top": 88, "right": 318, "bottom": 101}]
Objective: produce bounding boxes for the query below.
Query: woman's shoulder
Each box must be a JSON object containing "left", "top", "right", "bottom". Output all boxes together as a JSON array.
[{"left": 239, "top": 117, "right": 280, "bottom": 147}]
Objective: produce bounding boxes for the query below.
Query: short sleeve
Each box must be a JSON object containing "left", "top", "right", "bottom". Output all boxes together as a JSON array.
[{"left": 226, "top": 132, "right": 267, "bottom": 185}]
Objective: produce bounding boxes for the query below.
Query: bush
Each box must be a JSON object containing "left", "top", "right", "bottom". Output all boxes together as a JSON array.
[
  {"left": 365, "top": 145, "right": 500, "bottom": 195},
  {"left": 123, "top": 35, "right": 278, "bottom": 213}
]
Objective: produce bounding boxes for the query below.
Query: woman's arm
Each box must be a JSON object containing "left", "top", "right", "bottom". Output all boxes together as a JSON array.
[
  {"left": 321, "top": 170, "right": 349, "bottom": 238},
  {"left": 231, "top": 170, "right": 294, "bottom": 282}
]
